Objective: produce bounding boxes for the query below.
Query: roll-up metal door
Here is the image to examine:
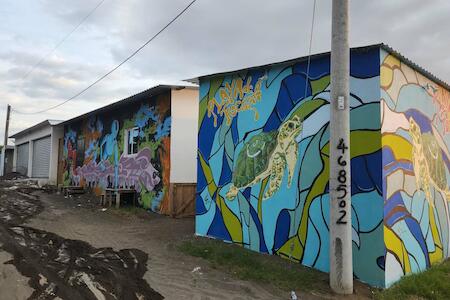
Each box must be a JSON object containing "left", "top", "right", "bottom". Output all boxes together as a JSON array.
[
  {"left": 16, "top": 143, "right": 29, "bottom": 176},
  {"left": 32, "top": 136, "right": 51, "bottom": 178}
]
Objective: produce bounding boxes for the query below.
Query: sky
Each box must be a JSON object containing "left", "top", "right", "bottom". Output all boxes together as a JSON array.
[{"left": 0, "top": 0, "right": 449, "bottom": 144}]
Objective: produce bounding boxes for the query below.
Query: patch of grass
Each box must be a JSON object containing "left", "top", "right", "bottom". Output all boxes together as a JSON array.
[
  {"left": 376, "top": 259, "right": 450, "bottom": 300},
  {"left": 178, "top": 237, "right": 330, "bottom": 292},
  {"left": 110, "top": 205, "right": 147, "bottom": 216}
]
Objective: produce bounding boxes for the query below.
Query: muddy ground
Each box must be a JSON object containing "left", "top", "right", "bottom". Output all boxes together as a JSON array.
[
  {"left": 0, "top": 180, "right": 374, "bottom": 300},
  {"left": 0, "top": 181, "right": 286, "bottom": 300}
]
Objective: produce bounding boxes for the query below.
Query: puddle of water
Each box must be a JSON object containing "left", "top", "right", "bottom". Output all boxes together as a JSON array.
[{"left": 0, "top": 184, "right": 164, "bottom": 300}]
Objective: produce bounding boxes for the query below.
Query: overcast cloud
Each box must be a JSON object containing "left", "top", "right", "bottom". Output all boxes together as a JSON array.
[{"left": 0, "top": 0, "right": 449, "bottom": 143}]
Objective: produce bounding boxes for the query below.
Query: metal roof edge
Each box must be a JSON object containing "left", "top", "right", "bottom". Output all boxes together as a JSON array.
[
  {"left": 9, "top": 119, "right": 63, "bottom": 139},
  {"left": 185, "top": 43, "right": 449, "bottom": 91},
  {"left": 184, "top": 43, "right": 383, "bottom": 83},
  {"left": 59, "top": 84, "right": 196, "bottom": 127},
  {"left": 380, "top": 43, "right": 450, "bottom": 91}
]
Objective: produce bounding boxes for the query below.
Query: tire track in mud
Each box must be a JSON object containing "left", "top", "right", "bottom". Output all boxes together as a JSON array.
[{"left": 0, "top": 183, "right": 163, "bottom": 300}]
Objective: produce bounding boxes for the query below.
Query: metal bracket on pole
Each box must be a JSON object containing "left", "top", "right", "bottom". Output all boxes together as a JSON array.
[{"left": 337, "top": 96, "right": 345, "bottom": 110}]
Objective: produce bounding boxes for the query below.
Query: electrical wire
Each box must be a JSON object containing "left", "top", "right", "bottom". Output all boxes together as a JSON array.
[
  {"left": 289, "top": 0, "right": 317, "bottom": 259},
  {"left": 13, "top": 0, "right": 198, "bottom": 115},
  {"left": 304, "top": 0, "right": 317, "bottom": 100},
  {"left": 21, "top": 0, "right": 107, "bottom": 81}
]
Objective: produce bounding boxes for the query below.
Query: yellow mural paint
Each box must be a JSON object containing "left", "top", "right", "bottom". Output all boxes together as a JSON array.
[
  {"left": 428, "top": 204, "right": 444, "bottom": 264},
  {"left": 385, "top": 226, "right": 411, "bottom": 274},
  {"left": 276, "top": 236, "right": 303, "bottom": 262},
  {"left": 258, "top": 177, "right": 270, "bottom": 221},
  {"left": 217, "top": 194, "right": 243, "bottom": 244},
  {"left": 380, "top": 55, "right": 401, "bottom": 89},
  {"left": 207, "top": 76, "right": 263, "bottom": 127},
  {"left": 382, "top": 133, "right": 413, "bottom": 162},
  {"left": 198, "top": 150, "right": 218, "bottom": 196}
]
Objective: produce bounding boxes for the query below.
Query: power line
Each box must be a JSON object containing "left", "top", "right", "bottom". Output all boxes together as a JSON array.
[
  {"left": 290, "top": 0, "right": 317, "bottom": 259},
  {"left": 21, "top": 0, "right": 107, "bottom": 81},
  {"left": 13, "top": 0, "right": 198, "bottom": 115},
  {"left": 303, "top": 0, "right": 317, "bottom": 99}
]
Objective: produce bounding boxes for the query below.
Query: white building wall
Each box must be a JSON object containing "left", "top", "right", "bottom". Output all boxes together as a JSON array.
[
  {"left": 170, "top": 87, "right": 199, "bottom": 183},
  {"left": 28, "top": 141, "right": 34, "bottom": 178},
  {"left": 0, "top": 148, "right": 4, "bottom": 177},
  {"left": 12, "top": 143, "right": 17, "bottom": 173},
  {"left": 49, "top": 125, "right": 63, "bottom": 184},
  {"left": 12, "top": 124, "right": 57, "bottom": 185}
]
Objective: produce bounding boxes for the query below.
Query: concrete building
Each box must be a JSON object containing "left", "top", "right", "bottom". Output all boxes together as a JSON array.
[
  {"left": 192, "top": 44, "right": 450, "bottom": 287},
  {"left": 10, "top": 120, "right": 63, "bottom": 185},
  {"left": 0, "top": 145, "right": 14, "bottom": 175},
  {"left": 60, "top": 85, "right": 199, "bottom": 216}
]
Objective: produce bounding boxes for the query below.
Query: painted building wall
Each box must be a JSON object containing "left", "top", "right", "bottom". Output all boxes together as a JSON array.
[
  {"left": 4, "top": 148, "right": 14, "bottom": 174},
  {"left": 381, "top": 49, "right": 450, "bottom": 287},
  {"left": 196, "top": 48, "right": 385, "bottom": 287},
  {"left": 63, "top": 92, "right": 172, "bottom": 213},
  {"left": 170, "top": 87, "right": 199, "bottom": 183},
  {"left": 0, "top": 147, "right": 13, "bottom": 175}
]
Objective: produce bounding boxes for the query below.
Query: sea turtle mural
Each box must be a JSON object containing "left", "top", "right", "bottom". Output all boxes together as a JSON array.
[
  {"left": 226, "top": 114, "right": 303, "bottom": 200},
  {"left": 409, "top": 118, "right": 450, "bottom": 204}
]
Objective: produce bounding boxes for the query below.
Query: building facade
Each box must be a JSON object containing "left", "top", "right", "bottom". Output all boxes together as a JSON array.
[
  {"left": 10, "top": 120, "right": 63, "bottom": 185},
  {"left": 0, "top": 145, "right": 14, "bottom": 175},
  {"left": 61, "top": 85, "right": 199, "bottom": 215},
  {"left": 194, "top": 44, "right": 450, "bottom": 287}
]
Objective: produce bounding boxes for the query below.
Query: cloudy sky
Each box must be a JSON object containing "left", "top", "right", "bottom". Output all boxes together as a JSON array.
[{"left": 0, "top": 0, "right": 449, "bottom": 143}]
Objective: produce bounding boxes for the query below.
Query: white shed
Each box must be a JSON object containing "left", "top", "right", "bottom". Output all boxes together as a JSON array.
[{"left": 10, "top": 120, "right": 63, "bottom": 185}]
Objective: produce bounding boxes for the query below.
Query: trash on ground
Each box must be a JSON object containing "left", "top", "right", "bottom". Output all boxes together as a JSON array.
[
  {"left": 290, "top": 291, "right": 298, "bottom": 300},
  {"left": 191, "top": 267, "right": 202, "bottom": 275}
]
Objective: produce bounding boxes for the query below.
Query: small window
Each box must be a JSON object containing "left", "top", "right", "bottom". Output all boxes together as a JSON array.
[{"left": 126, "top": 127, "right": 139, "bottom": 155}]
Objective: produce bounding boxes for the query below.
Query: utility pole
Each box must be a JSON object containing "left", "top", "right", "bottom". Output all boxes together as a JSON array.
[
  {"left": 329, "top": 0, "right": 352, "bottom": 295},
  {"left": 1, "top": 104, "right": 11, "bottom": 176}
]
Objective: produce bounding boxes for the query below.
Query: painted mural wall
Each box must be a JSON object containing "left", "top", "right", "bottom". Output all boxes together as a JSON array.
[
  {"left": 63, "top": 93, "right": 172, "bottom": 213},
  {"left": 381, "top": 50, "right": 450, "bottom": 286},
  {"left": 196, "top": 48, "right": 385, "bottom": 287}
]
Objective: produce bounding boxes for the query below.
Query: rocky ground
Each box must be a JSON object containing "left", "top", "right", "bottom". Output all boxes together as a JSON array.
[{"left": 0, "top": 180, "right": 282, "bottom": 300}]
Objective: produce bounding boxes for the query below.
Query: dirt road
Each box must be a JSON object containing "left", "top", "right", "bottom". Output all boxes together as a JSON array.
[{"left": 0, "top": 181, "right": 282, "bottom": 300}]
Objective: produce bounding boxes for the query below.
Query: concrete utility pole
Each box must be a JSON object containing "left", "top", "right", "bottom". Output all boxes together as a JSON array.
[
  {"left": 0, "top": 104, "right": 11, "bottom": 175},
  {"left": 329, "top": 0, "right": 353, "bottom": 294},
  {"left": 1, "top": 104, "right": 11, "bottom": 176}
]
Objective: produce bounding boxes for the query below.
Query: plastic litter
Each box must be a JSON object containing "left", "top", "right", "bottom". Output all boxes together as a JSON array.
[
  {"left": 191, "top": 267, "right": 203, "bottom": 275},
  {"left": 290, "top": 291, "right": 298, "bottom": 300}
]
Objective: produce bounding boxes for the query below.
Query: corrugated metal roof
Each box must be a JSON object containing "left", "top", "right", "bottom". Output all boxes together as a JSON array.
[
  {"left": 59, "top": 84, "right": 197, "bottom": 126},
  {"left": 9, "top": 119, "right": 63, "bottom": 139},
  {"left": 379, "top": 43, "right": 449, "bottom": 90},
  {"left": 186, "top": 43, "right": 449, "bottom": 91}
]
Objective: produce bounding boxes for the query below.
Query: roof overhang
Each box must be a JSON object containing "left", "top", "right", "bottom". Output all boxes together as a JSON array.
[
  {"left": 9, "top": 119, "right": 63, "bottom": 139},
  {"left": 185, "top": 43, "right": 449, "bottom": 91},
  {"left": 59, "top": 84, "right": 198, "bottom": 127}
]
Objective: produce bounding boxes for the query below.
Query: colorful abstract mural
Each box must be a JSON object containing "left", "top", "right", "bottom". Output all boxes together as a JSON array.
[
  {"left": 381, "top": 50, "right": 450, "bottom": 286},
  {"left": 196, "top": 48, "right": 386, "bottom": 287},
  {"left": 63, "top": 93, "right": 172, "bottom": 213}
]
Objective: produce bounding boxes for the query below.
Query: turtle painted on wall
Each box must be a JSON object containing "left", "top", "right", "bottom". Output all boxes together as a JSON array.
[
  {"left": 226, "top": 114, "right": 303, "bottom": 200},
  {"left": 409, "top": 118, "right": 450, "bottom": 204}
]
